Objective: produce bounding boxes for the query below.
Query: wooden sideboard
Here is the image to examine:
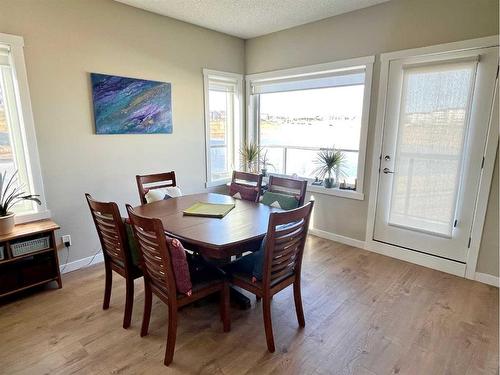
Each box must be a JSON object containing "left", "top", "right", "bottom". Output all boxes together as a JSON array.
[{"left": 0, "top": 219, "right": 62, "bottom": 298}]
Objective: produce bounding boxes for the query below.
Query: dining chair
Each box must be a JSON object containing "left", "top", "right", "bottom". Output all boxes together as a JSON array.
[
  {"left": 228, "top": 200, "right": 314, "bottom": 352},
  {"left": 85, "top": 193, "right": 142, "bottom": 329},
  {"left": 126, "top": 204, "right": 231, "bottom": 366},
  {"left": 228, "top": 171, "right": 263, "bottom": 203},
  {"left": 136, "top": 171, "right": 177, "bottom": 205},
  {"left": 267, "top": 175, "right": 308, "bottom": 206}
]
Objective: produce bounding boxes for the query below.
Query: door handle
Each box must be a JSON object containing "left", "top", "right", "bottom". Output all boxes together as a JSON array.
[{"left": 383, "top": 168, "right": 394, "bottom": 174}]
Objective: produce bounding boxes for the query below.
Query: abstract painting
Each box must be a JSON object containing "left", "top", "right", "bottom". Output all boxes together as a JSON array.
[{"left": 90, "top": 73, "right": 172, "bottom": 134}]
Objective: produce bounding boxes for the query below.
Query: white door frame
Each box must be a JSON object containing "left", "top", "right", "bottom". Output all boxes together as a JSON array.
[{"left": 365, "top": 35, "right": 499, "bottom": 278}]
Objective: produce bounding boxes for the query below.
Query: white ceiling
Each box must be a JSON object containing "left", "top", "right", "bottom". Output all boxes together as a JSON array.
[{"left": 115, "top": 0, "right": 390, "bottom": 39}]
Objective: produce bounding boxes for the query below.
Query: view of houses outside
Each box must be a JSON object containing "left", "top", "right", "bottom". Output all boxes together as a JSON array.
[
  {"left": 208, "top": 89, "right": 231, "bottom": 181},
  {"left": 0, "top": 78, "right": 14, "bottom": 171},
  {"left": 0, "top": 68, "right": 34, "bottom": 215},
  {"left": 259, "top": 84, "right": 365, "bottom": 185}
]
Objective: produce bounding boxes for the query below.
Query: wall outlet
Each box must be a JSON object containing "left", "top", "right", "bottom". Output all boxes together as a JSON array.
[{"left": 62, "top": 235, "right": 72, "bottom": 247}]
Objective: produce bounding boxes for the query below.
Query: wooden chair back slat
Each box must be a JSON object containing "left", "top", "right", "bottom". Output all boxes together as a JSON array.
[
  {"left": 271, "top": 256, "right": 296, "bottom": 272},
  {"left": 267, "top": 175, "right": 308, "bottom": 206},
  {"left": 273, "top": 238, "right": 303, "bottom": 258},
  {"left": 100, "top": 229, "right": 119, "bottom": 242},
  {"left": 136, "top": 171, "right": 177, "bottom": 205},
  {"left": 274, "top": 225, "right": 306, "bottom": 245},
  {"left": 86, "top": 194, "right": 130, "bottom": 267},
  {"left": 126, "top": 204, "right": 177, "bottom": 302},
  {"left": 232, "top": 171, "right": 262, "bottom": 185},
  {"left": 263, "top": 201, "right": 314, "bottom": 287},
  {"left": 99, "top": 230, "right": 121, "bottom": 248},
  {"left": 229, "top": 171, "right": 263, "bottom": 203}
]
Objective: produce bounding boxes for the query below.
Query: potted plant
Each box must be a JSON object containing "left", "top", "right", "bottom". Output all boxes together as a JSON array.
[
  {"left": 240, "top": 142, "right": 261, "bottom": 173},
  {"left": 0, "top": 171, "right": 41, "bottom": 235},
  {"left": 313, "top": 148, "right": 347, "bottom": 188},
  {"left": 259, "top": 149, "right": 274, "bottom": 176}
]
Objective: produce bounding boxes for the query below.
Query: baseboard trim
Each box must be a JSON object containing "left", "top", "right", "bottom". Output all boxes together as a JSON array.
[
  {"left": 309, "top": 227, "right": 366, "bottom": 249},
  {"left": 364, "top": 240, "right": 466, "bottom": 277},
  {"left": 60, "top": 252, "right": 104, "bottom": 274},
  {"left": 310, "top": 226, "right": 467, "bottom": 278},
  {"left": 474, "top": 272, "right": 500, "bottom": 287}
]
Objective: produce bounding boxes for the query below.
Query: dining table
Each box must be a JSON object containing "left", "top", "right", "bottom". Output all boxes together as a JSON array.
[{"left": 133, "top": 192, "right": 280, "bottom": 308}]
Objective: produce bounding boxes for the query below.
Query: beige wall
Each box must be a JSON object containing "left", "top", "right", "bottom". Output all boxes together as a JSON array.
[
  {"left": 0, "top": 0, "right": 498, "bottom": 277},
  {"left": 0, "top": 0, "right": 245, "bottom": 263},
  {"left": 246, "top": 0, "right": 499, "bottom": 275}
]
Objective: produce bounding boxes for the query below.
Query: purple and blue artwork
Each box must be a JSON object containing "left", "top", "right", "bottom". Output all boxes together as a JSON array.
[{"left": 90, "top": 73, "right": 172, "bottom": 134}]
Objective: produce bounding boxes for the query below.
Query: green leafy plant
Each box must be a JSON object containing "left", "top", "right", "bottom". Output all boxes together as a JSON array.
[
  {"left": 0, "top": 171, "right": 41, "bottom": 216},
  {"left": 240, "top": 142, "right": 261, "bottom": 173},
  {"left": 313, "top": 148, "right": 347, "bottom": 187}
]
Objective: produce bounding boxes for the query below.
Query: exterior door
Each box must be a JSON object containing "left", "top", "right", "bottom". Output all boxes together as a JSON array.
[{"left": 373, "top": 46, "right": 498, "bottom": 262}]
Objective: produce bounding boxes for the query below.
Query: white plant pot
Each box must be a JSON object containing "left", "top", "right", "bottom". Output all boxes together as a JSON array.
[{"left": 0, "top": 213, "right": 15, "bottom": 235}]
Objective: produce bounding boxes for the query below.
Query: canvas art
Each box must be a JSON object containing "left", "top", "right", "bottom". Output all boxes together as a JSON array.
[{"left": 90, "top": 73, "right": 172, "bottom": 134}]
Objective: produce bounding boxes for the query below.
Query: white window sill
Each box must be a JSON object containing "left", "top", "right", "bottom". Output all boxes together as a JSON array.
[
  {"left": 14, "top": 209, "right": 52, "bottom": 224},
  {"left": 307, "top": 184, "right": 364, "bottom": 200},
  {"left": 206, "top": 179, "right": 231, "bottom": 188}
]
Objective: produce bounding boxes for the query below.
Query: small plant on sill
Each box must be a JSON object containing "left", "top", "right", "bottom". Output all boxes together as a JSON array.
[
  {"left": 0, "top": 170, "right": 41, "bottom": 234},
  {"left": 240, "top": 142, "right": 261, "bottom": 173},
  {"left": 313, "top": 147, "right": 347, "bottom": 188},
  {"left": 259, "top": 149, "right": 275, "bottom": 176}
]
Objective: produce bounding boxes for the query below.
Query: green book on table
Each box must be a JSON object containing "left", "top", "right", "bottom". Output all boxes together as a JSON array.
[{"left": 183, "top": 202, "right": 235, "bottom": 218}]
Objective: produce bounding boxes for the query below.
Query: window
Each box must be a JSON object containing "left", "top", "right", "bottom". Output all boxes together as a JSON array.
[
  {"left": 203, "top": 69, "right": 243, "bottom": 187},
  {"left": 0, "top": 33, "right": 49, "bottom": 222},
  {"left": 247, "top": 57, "right": 374, "bottom": 199}
]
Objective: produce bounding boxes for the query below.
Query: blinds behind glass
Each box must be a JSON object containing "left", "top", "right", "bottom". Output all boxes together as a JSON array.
[{"left": 251, "top": 67, "right": 366, "bottom": 94}]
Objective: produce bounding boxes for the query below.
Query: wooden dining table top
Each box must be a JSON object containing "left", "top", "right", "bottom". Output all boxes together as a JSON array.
[{"left": 133, "top": 193, "right": 279, "bottom": 257}]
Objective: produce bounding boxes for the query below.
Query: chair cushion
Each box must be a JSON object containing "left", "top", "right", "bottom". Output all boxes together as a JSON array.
[
  {"left": 145, "top": 186, "right": 183, "bottom": 203},
  {"left": 123, "top": 219, "right": 141, "bottom": 267},
  {"left": 166, "top": 237, "right": 193, "bottom": 296},
  {"left": 224, "top": 221, "right": 297, "bottom": 282},
  {"left": 229, "top": 183, "right": 259, "bottom": 202},
  {"left": 260, "top": 191, "right": 299, "bottom": 210},
  {"left": 175, "top": 258, "right": 224, "bottom": 300},
  {"left": 225, "top": 238, "right": 266, "bottom": 281},
  {"left": 231, "top": 269, "right": 294, "bottom": 289}
]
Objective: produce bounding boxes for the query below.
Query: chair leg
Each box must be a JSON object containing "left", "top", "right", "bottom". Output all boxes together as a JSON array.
[
  {"left": 123, "top": 277, "right": 134, "bottom": 329},
  {"left": 103, "top": 262, "right": 112, "bottom": 310},
  {"left": 141, "top": 280, "right": 152, "bottom": 337},
  {"left": 293, "top": 280, "right": 305, "bottom": 328},
  {"left": 164, "top": 304, "right": 178, "bottom": 366},
  {"left": 262, "top": 297, "right": 275, "bottom": 353},
  {"left": 220, "top": 282, "right": 231, "bottom": 332}
]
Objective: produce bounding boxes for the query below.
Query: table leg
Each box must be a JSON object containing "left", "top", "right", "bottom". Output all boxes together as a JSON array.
[{"left": 230, "top": 287, "right": 251, "bottom": 310}]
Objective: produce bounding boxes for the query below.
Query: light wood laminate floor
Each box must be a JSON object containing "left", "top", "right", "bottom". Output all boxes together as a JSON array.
[{"left": 0, "top": 235, "right": 498, "bottom": 374}]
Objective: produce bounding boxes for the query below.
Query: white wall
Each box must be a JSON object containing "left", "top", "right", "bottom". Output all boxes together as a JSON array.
[
  {"left": 0, "top": 0, "right": 245, "bottom": 264},
  {"left": 245, "top": 0, "right": 499, "bottom": 276}
]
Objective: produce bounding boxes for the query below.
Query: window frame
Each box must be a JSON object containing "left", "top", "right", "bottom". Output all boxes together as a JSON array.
[
  {"left": 0, "top": 33, "right": 50, "bottom": 223},
  {"left": 203, "top": 69, "right": 243, "bottom": 188},
  {"left": 246, "top": 56, "right": 374, "bottom": 200}
]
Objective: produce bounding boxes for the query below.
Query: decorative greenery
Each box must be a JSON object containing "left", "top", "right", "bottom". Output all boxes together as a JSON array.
[
  {"left": 0, "top": 171, "right": 41, "bottom": 217},
  {"left": 313, "top": 148, "right": 347, "bottom": 184},
  {"left": 240, "top": 142, "right": 261, "bottom": 173},
  {"left": 259, "top": 149, "right": 275, "bottom": 172}
]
